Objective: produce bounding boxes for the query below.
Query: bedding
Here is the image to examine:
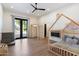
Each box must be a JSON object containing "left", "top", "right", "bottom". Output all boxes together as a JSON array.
[
  {"left": 49, "top": 36, "right": 62, "bottom": 42},
  {"left": 63, "top": 35, "right": 79, "bottom": 45}
]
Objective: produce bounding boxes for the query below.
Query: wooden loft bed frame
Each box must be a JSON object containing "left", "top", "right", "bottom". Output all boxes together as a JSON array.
[
  {"left": 48, "top": 13, "right": 79, "bottom": 31},
  {"left": 63, "top": 22, "right": 79, "bottom": 34},
  {"left": 48, "top": 13, "right": 79, "bottom": 56},
  {"left": 48, "top": 13, "right": 79, "bottom": 40}
]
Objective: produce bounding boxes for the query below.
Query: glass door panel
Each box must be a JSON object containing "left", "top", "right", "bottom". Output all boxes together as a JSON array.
[
  {"left": 14, "top": 18, "right": 28, "bottom": 39},
  {"left": 14, "top": 20, "right": 20, "bottom": 38},
  {"left": 22, "top": 20, "right": 28, "bottom": 37}
]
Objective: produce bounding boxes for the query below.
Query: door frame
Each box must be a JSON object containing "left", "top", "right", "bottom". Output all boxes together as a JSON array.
[
  {"left": 31, "top": 24, "right": 37, "bottom": 38},
  {"left": 15, "top": 18, "right": 28, "bottom": 39},
  {"left": 44, "top": 24, "right": 47, "bottom": 38}
]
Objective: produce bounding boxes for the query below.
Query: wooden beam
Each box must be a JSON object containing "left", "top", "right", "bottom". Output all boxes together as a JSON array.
[
  {"left": 63, "top": 22, "right": 71, "bottom": 31},
  {"left": 62, "top": 14, "right": 79, "bottom": 26},
  {"left": 48, "top": 13, "right": 79, "bottom": 31},
  {"left": 48, "top": 14, "right": 62, "bottom": 31}
]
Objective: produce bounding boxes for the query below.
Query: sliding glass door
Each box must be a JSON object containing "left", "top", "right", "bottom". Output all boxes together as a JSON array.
[
  {"left": 22, "top": 20, "right": 28, "bottom": 38},
  {"left": 15, "top": 20, "right": 20, "bottom": 38},
  {"left": 14, "top": 18, "right": 28, "bottom": 39}
]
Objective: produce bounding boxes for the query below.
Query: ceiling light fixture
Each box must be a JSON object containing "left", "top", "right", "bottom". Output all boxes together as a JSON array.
[
  {"left": 11, "top": 6, "right": 14, "bottom": 8},
  {"left": 47, "top": 8, "right": 50, "bottom": 11}
]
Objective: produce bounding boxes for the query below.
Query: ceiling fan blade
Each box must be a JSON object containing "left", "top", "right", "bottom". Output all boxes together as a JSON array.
[
  {"left": 35, "top": 3, "right": 37, "bottom": 8},
  {"left": 37, "top": 8, "right": 45, "bottom": 10},
  {"left": 32, "top": 9, "right": 36, "bottom": 13},
  {"left": 31, "top": 4, "right": 36, "bottom": 8}
]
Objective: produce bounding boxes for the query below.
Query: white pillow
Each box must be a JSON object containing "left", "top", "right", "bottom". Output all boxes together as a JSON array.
[{"left": 66, "top": 38, "right": 78, "bottom": 45}]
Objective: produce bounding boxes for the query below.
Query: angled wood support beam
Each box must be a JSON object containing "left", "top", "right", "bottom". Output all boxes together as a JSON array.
[
  {"left": 63, "top": 22, "right": 71, "bottom": 31},
  {"left": 48, "top": 14, "right": 62, "bottom": 31},
  {"left": 48, "top": 13, "right": 79, "bottom": 31},
  {"left": 61, "top": 14, "right": 79, "bottom": 26}
]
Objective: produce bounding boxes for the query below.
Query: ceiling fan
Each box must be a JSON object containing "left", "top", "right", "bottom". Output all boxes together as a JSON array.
[{"left": 31, "top": 3, "right": 46, "bottom": 13}]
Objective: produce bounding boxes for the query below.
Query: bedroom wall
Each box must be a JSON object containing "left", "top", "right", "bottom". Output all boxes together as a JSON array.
[
  {"left": 39, "top": 4, "right": 79, "bottom": 38},
  {"left": 28, "top": 16, "right": 39, "bottom": 37},
  {"left": 2, "top": 10, "right": 38, "bottom": 38},
  {"left": 0, "top": 4, "right": 3, "bottom": 42}
]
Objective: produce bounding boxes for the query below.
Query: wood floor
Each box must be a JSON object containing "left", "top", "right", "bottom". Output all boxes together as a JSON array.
[{"left": 8, "top": 38, "right": 56, "bottom": 56}]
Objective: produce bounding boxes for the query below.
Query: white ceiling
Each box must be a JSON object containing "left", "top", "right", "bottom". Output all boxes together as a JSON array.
[{"left": 2, "top": 3, "right": 74, "bottom": 17}]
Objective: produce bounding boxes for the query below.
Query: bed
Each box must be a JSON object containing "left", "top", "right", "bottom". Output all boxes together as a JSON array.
[
  {"left": 48, "top": 24, "right": 79, "bottom": 56},
  {"left": 49, "top": 40, "right": 79, "bottom": 56},
  {"left": 48, "top": 13, "right": 79, "bottom": 56}
]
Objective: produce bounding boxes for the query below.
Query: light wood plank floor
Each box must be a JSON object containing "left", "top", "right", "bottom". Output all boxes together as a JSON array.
[{"left": 8, "top": 38, "right": 56, "bottom": 56}]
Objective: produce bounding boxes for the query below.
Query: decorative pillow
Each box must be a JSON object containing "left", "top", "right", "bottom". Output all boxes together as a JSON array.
[
  {"left": 74, "top": 37, "right": 79, "bottom": 45},
  {"left": 72, "top": 39, "right": 78, "bottom": 45},
  {"left": 65, "top": 36, "right": 78, "bottom": 45},
  {"left": 63, "top": 35, "right": 68, "bottom": 42},
  {"left": 66, "top": 37, "right": 72, "bottom": 45}
]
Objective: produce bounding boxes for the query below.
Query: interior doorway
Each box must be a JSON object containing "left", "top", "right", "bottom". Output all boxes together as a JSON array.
[
  {"left": 44, "top": 24, "right": 47, "bottom": 38},
  {"left": 14, "top": 18, "right": 28, "bottom": 39},
  {"left": 31, "top": 24, "right": 37, "bottom": 38}
]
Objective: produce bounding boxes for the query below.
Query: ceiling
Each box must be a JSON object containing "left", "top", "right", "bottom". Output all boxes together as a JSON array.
[{"left": 2, "top": 3, "right": 74, "bottom": 17}]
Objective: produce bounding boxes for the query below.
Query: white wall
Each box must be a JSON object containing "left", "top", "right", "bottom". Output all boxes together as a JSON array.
[
  {"left": 0, "top": 4, "right": 3, "bottom": 42},
  {"left": 2, "top": 10, "right": 38, "bottom": 37},
  {"left": 39, "top": 4, "right": 79, "bottom": 38},
  {"left": 3, "top": 10, "right": 13, "bottom": 32},
  {"left": 3, "top": 10, "right": 29, "bottom": 32},
  {"left": 3, "top": 4, "right": 79, "bottom": 39}
]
